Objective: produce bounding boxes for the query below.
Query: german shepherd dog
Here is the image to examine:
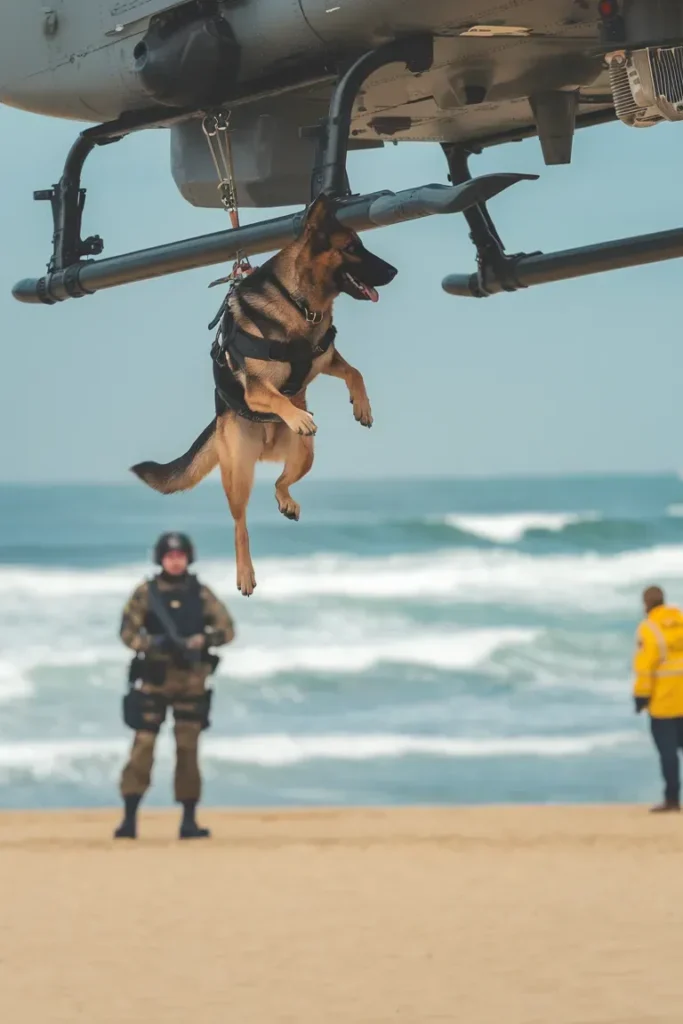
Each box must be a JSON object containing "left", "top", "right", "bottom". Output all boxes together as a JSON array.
[{"left": 132, "top": 193, "right": 397, "bottom": 596}]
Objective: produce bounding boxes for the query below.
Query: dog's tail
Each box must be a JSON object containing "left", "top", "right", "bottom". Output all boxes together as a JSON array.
[{"left": 131, "top": 420, "right": 218, "bottom": 494}]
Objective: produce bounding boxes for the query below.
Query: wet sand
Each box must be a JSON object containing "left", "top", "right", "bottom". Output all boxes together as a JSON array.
[{"left": 1, "top": 805, "right": 682, "bottom": 1023}]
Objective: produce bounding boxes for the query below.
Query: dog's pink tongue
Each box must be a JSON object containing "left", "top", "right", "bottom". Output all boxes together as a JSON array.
[{"left": 362, "top": 284, "right": 379, "bottom": 302}]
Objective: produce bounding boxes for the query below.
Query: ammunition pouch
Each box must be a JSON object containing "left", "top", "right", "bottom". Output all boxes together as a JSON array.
[
  {"left": 169, "top": 649, "right": 192, "bottom": 671},
  {"left": 122, "top": 687, "right": 167, "bottom": 733},
  {"left": 173, "top": 688, "right": 213, "bottom": 731},
  {"left": 128, "top": 654, "right": 167, "bottom": 687}
]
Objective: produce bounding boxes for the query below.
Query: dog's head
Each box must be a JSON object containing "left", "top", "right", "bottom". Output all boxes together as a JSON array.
[{"left": 299, "top": 193, "right": 398, "bottom": 302}]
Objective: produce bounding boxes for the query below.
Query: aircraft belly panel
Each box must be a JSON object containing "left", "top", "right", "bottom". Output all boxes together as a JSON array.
[
  {"left": 296, "top": 0, "right": 607, "bottom": 151},
  {"left": 299, "top": 0, "right": 601, "bottom": 44},
  {"left": 339, "top": 29, "right": 607, "bottom": 149},
  {"left": 346, "top": 94, "right": 613, "bottom": 146},
  {"left": 104, "top": 0, "right": 192, "bottom": 34}
]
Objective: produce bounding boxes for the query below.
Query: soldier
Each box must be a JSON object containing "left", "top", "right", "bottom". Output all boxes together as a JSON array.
[{"left": 115, "top": 531, "right": 235, "bottom": 840}]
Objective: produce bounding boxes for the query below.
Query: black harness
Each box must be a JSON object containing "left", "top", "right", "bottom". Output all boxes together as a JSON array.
[{"left": 209, "top": 273, "right": 337, "bottom": 424}]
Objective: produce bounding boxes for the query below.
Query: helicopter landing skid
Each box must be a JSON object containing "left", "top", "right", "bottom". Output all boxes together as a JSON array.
[
  {"left": 14, "top": 33, "right": 683, "bottom": 304},
  {"left": 440, "top": 142, "right": 683, "bottom": 299}
]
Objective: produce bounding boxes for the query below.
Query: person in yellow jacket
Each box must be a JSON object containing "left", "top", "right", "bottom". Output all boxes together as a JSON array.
[{"left": 633, "top": 585, "right": 683, "bottom": 812}]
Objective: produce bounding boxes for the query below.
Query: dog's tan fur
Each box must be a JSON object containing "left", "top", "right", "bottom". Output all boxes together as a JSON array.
[{"left": 133, "top": 194, "right": 392, "bottom": 596}]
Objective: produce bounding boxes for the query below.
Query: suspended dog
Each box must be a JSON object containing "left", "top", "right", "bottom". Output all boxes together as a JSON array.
[{"left": 131, "top": 193, "right": 397, "bottom": 596}]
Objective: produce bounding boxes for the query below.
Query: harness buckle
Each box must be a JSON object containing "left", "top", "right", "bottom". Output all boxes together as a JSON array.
[{"left": 304, "top": 308, "right": 323, "bottom": 325}]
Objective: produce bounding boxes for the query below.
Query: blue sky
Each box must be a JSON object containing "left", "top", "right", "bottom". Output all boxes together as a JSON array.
[{"left": 1, "top": 103, "right": 681, "bottom": 482}]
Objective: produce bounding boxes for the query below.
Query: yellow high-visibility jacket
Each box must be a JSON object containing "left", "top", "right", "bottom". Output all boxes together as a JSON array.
[{"left": 633, "top": 604, "right": 683, "bottom": 718}]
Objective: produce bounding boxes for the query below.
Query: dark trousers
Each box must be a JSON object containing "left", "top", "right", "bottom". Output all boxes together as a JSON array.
[{"left": 650, "top": 716, "right": 683, "bottom": 805}]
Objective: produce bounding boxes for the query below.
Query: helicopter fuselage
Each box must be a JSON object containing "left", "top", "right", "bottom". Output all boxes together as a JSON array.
[{"left": 1, "top": 1, "right": 609, "bottom": 139}]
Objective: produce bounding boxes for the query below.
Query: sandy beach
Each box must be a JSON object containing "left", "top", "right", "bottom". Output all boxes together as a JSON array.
[{"left": 1, "top": 805, "right": 682, "bottom": 1023}]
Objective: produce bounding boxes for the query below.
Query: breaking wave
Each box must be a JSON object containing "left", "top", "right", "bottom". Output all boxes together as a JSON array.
[
  {"left": 3, "top": 509, "right": 683, "bottom": 569},
  {"left": 439, "top": 512, "right": 597, "bottom": 543},
  {"left": 0, "top": 628, "right": 538, "bottom": 693},
  {"left": 0, "top": 730, "right": 639, "bottom": 777},
  {"left": 2, "top": 543, "right": 683, "bottom": 606}
]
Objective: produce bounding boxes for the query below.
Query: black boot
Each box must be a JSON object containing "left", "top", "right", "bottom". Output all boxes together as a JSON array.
[
  {"left": 114, "top": 795, "right": 141, "bottom": 838},
  {"left": 179, "top": 799, "right": 210, "bottom": 839},
  {"left": 649, "top": 800, "right": 681, "bottom": 813}
]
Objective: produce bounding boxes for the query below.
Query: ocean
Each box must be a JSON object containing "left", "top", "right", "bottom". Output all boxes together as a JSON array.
[{"left": 1, "top": 473, "right": 682, "bottom": 810}]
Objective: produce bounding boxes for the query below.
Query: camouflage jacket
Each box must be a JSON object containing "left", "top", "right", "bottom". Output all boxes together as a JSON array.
[{"left": 120, "top": 575, "right": 235, "bottom": 655}]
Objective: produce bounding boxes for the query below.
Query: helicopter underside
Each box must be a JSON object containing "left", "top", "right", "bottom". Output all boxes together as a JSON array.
[
  {"left": 8, "top": 0, "right": 683, "bottom": 306},
  {"left": 1, "top": 0, "right": 615, "bottom": 209}
]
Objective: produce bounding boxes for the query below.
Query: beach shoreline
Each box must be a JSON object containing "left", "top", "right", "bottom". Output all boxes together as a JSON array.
[{"left": 2, "top": 805, "right": 683, "bottom": 1022}]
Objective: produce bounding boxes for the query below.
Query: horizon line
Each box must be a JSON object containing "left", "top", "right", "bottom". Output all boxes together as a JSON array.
[{"left": 1, "top": 468, "right": 681, "bottom": 487}]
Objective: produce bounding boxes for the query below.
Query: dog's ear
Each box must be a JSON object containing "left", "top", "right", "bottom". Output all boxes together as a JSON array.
[{"left": 304, "top": 192, "right": 336, "bottom": 233}]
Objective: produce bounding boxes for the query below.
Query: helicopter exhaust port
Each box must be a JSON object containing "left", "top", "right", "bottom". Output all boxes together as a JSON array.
[{"left": 133, "top": 1, "right": 240, "bottom": 109}]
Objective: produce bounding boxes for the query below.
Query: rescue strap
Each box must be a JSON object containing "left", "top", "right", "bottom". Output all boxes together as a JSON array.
[{"left": 202, "top": 110, "right": 253, "bottom": 289}]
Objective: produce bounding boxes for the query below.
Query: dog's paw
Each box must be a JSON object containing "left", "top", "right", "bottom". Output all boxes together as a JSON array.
[
  {"left": 276, "top": 495, "right": 300, "bottom": 521},
  {"left": 286, "top": 408, "right": 317, "bottom": 436},
  {"left": 236, "top": 563, "right": 257, "bottom": 597},
  {"left": 351, "top": 395, "right": 373, "bottom": 428}
]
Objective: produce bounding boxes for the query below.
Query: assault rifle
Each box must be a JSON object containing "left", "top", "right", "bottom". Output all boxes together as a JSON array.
[{"left": 147, "top": 582, "right": 203, "bottom": 669}]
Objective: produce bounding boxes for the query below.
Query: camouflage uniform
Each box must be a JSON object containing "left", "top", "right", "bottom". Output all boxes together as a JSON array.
[{"left": 119, "top": 575, "right": 234, "bottom": 803}]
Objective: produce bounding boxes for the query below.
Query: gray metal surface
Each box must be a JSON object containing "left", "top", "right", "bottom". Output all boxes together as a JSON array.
[{"left": 0, "top": 1, "right": 612, "bottom": 141}]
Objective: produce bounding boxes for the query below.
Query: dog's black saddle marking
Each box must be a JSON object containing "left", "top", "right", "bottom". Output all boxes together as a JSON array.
[{"left": 210, "top": 291, "right": 337, "bottom": 425}]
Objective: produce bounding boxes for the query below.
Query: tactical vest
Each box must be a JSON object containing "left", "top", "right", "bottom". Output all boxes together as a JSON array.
[{"left": 143, "top": 575, "right": 205, "bottom": 638}]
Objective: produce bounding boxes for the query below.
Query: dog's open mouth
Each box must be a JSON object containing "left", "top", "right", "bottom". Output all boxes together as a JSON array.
[{"left": 343, "top": 271, "right": 379, "bottom": 302}]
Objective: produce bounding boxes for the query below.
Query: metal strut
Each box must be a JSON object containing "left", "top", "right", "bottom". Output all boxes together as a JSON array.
[
  {"left": 441, "top": 144, "right": 538, "bottom": 296},
  {"left": 33, "top": 134, "right": 106, "bottom": 278},
  {"left": 439, "top": 143, "right": 683, "bottom": 298},
  {"left": 440, "top": 118, "right": 683, "bottom": 298},
  {"left": 316, "top": 34, "right": 434, "bottom": 199},
  {"left": 29, "top": 119, "right": 136, "bottom": 298}
]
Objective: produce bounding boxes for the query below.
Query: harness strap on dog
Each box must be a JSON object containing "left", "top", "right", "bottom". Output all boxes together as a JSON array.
[
  {"left": 208, "top": 296, "right": 228, "bottom": 332},
  {"left": 210, "top": 303, "right": 337, "bottom": 424},
  {"left": 263, "top": 271, "right": 324, "bottom": 326},
  {"left": 207, "top": 270, "right": 323, "bottom": 333},
  {"left": 206, "top": 257, "right": 335, "bottom": 423},
  {"left": 213, "top": 358, "right": 282, "bottom": 423}
]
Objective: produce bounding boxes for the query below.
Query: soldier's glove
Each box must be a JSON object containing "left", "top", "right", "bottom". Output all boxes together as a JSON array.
[
  {"left": 185, "top": 634, "right": 208, "bottom": 651},
  {"left": 634, "top": 697, "right": 649, "bottom": 714},
  {"left": 203, "top": 629, "right": 221, "bottom": 649}
]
